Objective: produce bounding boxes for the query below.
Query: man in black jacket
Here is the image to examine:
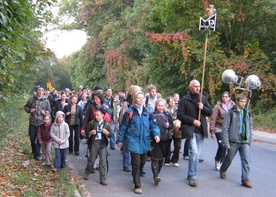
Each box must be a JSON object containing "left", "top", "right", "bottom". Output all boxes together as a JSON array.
[{"left": 177, "top": 80, "right": 212, "bottom": 187}]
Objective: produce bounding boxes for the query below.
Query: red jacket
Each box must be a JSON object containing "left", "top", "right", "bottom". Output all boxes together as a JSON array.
[{"left": 37, "top": 123, "right": 52, "bottom": 143}]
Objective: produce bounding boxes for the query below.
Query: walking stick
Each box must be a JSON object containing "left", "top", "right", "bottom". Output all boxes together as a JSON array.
[{"left": 198, "top": 35, "right": 208, "bottom": 121}]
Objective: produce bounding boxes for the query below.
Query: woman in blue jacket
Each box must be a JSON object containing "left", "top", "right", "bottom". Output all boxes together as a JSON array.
[{"left": 118, "top": 91, "right": 160, "bottom": 194}]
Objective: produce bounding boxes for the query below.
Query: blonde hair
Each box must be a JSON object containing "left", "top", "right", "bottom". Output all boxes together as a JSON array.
[
  {"left": 126, "top": 85, "right": 142, "bottom": 105},
  {"left": 133, "top": 91, "right": 144, "bottom": 104},
  {"left": 155, "top": 98, "right": 166, "bottom": 112}
]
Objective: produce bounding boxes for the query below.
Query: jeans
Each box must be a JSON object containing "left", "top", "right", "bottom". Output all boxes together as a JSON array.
[
  {"left": 215, "top": 132, "right": 226, "bottom": 162},
  {"left": 109, "top": 122, "right": 115, "bottom": 148},
  {"left": 54, "top": 148, "right": 68, "bottom": 169},
  {"left": 187, "top": 133, "right": 204, "bottom": 179},
  {"left": 183, "top": 139, "right": 190, "bottom": 157},
  {"left": 122, "top": 138, "right": 131, "bottom": 169},
  {"left": 29, "top": 124, "right": 40, "bottom": 158},
  {"left": 220, "top": 143, "right": 250, "bottom": 183}
]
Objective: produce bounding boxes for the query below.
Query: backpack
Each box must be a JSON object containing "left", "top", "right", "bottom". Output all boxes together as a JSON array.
[{"left": 153, "top": 113, "right": 170, "bottom": 141}]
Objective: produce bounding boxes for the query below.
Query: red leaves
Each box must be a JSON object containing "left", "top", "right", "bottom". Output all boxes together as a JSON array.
[{"left": 145, "top": 32, "right": 190, "bottom": 45}]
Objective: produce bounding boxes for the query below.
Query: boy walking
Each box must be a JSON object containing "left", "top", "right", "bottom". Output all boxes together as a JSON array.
[
  {"left": 220, "top": 94, "right": 253, "bottom": 188},
  {"left": 84, "top": 105, "right": 112, "bottom": 186}
]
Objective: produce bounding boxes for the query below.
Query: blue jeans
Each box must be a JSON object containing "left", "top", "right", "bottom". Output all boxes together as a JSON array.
[
  {"left": 29, "top": 124, "right": 40, "bottom": 158},
  {"left": 54, "top": 148, "right": 68, "bottom": 170},
  {"left": 187, "top": 133, "right": 204, "bottom": 179},
  {"left": 122, "top": 139, "right": 131, "bottom": 169},
  {"left": 109, "top": 122, "right": 115, "bottom": 148},
  {"left": 220, "top": 143, "right": 250, "bottom": 183}
]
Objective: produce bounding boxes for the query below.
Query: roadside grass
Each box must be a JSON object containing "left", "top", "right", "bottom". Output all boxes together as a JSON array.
[
  {"left": 253, "top": 108, "right": 276, "bottom": 133},
  {"left": 0, "top": 97, "right": 79, "bottom": 197}
]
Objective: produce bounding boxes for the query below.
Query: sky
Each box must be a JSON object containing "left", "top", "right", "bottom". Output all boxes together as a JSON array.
[{"left": 44, "top": 29, "right": 87, "bottom": 58}]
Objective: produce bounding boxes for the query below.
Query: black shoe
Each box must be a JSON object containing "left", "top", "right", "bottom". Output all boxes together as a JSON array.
[
  {"left": 34, "top": 156, "right": 41, "bottom": 161},
  {"left": 75, "top": 152, "right": 80, "bottom": 156},
  {"left": 100, "top": 180, "right": 108, "bottom": 186},
  {"left": 199, "top": 158, "right": 204, "bottom": 163},
  {"left": 110, "top": 147, "right": 115, "bottom": 150},
  {"left": 242, "top": 180, "right": 252, "bottom": 188},
  {"left": 84, "top": 172, "right": 89, "bottom": 180},
  {"left": 140, "top": 170, "right": 146, "bottom": 177},
  {"left": 69, "top": 151, "right": 73, "bottom": 154},
  {"left": 188, "top": 178, "right": 198, "bottom": 187},
  {"left": 123, "top": 167, "right": 131, "bottom": 172}
]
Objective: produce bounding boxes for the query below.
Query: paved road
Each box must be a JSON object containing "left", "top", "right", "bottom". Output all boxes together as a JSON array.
[{"left": 68, "top": 131, "right": 276, "bottom": 197}]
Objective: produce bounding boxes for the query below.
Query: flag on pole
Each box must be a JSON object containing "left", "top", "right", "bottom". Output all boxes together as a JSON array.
[{"left": 46, "top": 78, "right": 55, "bottom": 91}]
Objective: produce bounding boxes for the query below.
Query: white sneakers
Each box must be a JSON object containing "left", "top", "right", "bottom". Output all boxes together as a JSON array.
[
  {"left": 173, "top": 163, "right": 179, "bottom": 167},
  {"left": 215, "top": 161, "right": 222, "bottom": 171}
]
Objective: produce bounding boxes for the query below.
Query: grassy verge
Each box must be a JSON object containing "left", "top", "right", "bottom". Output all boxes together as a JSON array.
[
  {"left": 253, "top": 108, "right": 276, "bottom": 133},
  {"left": 0, "top": 96, "right": 79, "bottom": 197}
]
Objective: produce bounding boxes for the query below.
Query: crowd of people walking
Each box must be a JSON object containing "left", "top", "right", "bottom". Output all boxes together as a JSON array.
[{"left": 24, "top": 81, "right": 253, "bottom": 194}]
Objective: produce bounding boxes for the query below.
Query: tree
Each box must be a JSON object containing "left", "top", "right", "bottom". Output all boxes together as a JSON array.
[{"left": 0, "top": 0, "right": 58, "bottom": 106}]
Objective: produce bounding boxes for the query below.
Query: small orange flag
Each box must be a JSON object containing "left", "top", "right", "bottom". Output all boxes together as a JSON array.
[{"left": 46, "top": 78, "right": 55, "bottom": 91}]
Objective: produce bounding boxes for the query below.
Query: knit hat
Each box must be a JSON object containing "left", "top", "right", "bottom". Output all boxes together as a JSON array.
[
  {"left": 94, "top": 85, "right": 103, "bottom": 91},
  {"left": 37, "top": 85, "right": 45, "bottom": 90},
  {"left": 65, "top": 88, "right": 72, "bottom": 93}
]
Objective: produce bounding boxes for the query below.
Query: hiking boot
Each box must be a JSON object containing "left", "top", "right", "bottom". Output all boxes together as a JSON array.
[
  {"left": 100, "top": 180, "right": 108, "bottom": 186},
  {"left": 220, "top": 172, "right": 227, "bottom": 179},
  {"left": 84, "top": 172, "right": 89, "bottom": 180},
  {"left": 134, "top": 188, "right": 142, "bottom": 194},
  {"left": 215, "top": 161, "right": 221, "bottom": 171},
  {"left": 188, "top": 178, "right": 198, "bottom": 187},
  {"left": 242, "top": 180, "right": 252, "bottom": 188},
  {"left": 154, "top": 176, "right": 161, "bottom": 186}
]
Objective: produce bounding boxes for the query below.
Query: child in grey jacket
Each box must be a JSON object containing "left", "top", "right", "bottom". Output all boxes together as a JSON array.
[{"left": 50, "top": 111, "right": 70, "bottom": 173}]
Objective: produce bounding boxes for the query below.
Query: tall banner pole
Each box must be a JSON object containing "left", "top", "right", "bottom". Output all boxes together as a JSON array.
[
  {"left": 198, "top": 35, "right": 208, "bottom": 120},
  {"left": 198, "top": 4, "right": 217, "bottom": 121}
]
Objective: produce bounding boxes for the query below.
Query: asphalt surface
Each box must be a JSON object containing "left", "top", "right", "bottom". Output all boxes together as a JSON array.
[{"left": 68, "top": 130, "right": 276, "bottom": 197}]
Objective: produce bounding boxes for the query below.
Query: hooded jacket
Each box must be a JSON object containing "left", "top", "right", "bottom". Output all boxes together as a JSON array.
[
  {"left": 118, "top": 106, "right": 160, "bottom": 154},
  {"left": 50, "top": 111, "right": 70, "bottom": 149}
]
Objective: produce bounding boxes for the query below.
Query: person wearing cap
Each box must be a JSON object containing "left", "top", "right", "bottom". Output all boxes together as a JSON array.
[
  {"left": 24, "top": 85, "right": 51, "bottom": 160},
  {"left": 64, "top": 88, "right": 72, "bottom": 98},
  {"left": 84, "top": 105, "right": 112, "bottom": 186},
  {"left": 94, "top": 85, "right": 103, "bottom": 94}
]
